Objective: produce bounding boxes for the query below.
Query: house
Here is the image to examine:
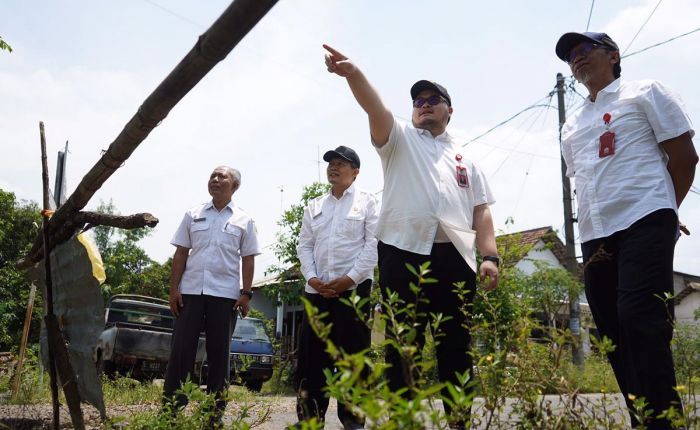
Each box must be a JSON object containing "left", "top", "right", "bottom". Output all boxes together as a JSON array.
[{"left": 673, "top": 271, "right": 700, "bottom": 326}]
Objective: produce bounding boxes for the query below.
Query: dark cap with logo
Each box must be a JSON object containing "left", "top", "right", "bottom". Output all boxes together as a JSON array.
[
  {"left": 555, "top": 32, "right": 619, "bottom": 62},
  {"left": 410, "top": 80, "right": 452, "bottom": 106},
  {"left": 323, "top": 146, "right": 361, "bottom": 168}
]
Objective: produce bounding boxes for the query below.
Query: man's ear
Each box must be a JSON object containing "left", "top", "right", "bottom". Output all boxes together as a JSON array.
[{"left": 610, "top": 50, "right": 620, "bottom": 66}]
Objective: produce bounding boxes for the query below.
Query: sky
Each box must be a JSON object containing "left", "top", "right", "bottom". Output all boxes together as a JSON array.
[{"left": 2, "top": 0, "right": 699, "bottom": 280}]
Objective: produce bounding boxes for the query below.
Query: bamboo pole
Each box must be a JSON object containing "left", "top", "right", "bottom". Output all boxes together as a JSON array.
[
  {"left": 10, "top": 284, "right": 37, "bottom": 401},
  {"left": 40, "top": 122, "right": 85, "bottom": 430},
  {"left": 18, "top": 0, "right": 278, "bottom": 269},
  {"left": 40, "top": 122, "right": 60, "bottom": 430}
]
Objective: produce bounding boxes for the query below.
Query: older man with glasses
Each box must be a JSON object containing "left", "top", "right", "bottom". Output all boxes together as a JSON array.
[
  {"left": 556, "top": 31, "right": 698, "bottom": 430},
  {"left": 323, "top": 44, "right": 499, "bottom": 429}
]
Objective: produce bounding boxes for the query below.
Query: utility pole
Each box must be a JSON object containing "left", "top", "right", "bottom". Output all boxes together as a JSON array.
[{"left": 556, "top": 73, "right": 584, "bottom": 367}]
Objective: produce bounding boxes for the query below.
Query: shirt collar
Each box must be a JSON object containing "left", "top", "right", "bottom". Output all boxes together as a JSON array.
[
  {"left": 416, "top": 127, "right": 452, "bottom": 141},
  {"left": 204, "top": 200, "right": 235, "bottom": 212},
  {"left": 587, "top": 78, "right": 621, "bottom": 103},
  {"left": 330, "top": 183, "right": 356, "bottom": 200}
]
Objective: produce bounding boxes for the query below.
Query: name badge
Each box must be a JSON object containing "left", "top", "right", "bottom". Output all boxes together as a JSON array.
[
  {"left": 193, "top": 217, "right": 207, "bottom": 223},
  {"left": 599, "top": 131, "right": 615, "bottom": 158},
  {"left": 456, "top": 166, "right": 469, "bottom": 188}
]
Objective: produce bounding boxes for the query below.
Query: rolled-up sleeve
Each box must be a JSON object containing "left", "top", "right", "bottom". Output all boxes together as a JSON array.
[
  {"left": 297, "top": 207, "right": 318, "bottom": 281},
  {"left": 347, "top": 194, "right": 379, "bottom": 284}
]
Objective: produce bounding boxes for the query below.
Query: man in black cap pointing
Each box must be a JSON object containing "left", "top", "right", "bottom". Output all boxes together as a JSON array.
[
  {"left": 556, "top": 31, "right": 697, "bottom": 429},
  {"left": 294, "top": 145, "right": 378, "bottom": 429},
  {"left": 323, "top": 44, "right": 499, "bottom": 429}
]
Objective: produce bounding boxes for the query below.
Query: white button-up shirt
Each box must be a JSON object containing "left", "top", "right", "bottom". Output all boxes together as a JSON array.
[
  {"left": 171, "top": 201, "right": 261, "bottom": 299},
  {"left": 373, "top": 119, "right": 495, "bottom": 270},
  {"left": 297, "top": 184, "right": 379, "bottom": 294},
  {"left": 562, "top": 79, "right": 694, "bottom": 243}
]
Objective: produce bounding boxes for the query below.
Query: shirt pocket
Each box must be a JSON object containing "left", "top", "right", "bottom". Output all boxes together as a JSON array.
[
  {"left": 190, "top": 221, "right": 211, "bottom": 247},
  {"left": 221, "top": 222, "right": 243, "bottom": 250},
  {"left": 339, "top": 213, "right": 365, "bottom": 239}
]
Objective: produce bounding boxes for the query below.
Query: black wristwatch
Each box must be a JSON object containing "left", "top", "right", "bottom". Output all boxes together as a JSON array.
[
  {"left": 482, "top": 255, "right": 500, "bottom": 267},
  {"left": 240, "top": 290, "right": 253, "bottom": 299}
]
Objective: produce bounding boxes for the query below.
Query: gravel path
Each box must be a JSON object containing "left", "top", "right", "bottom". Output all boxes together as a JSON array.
[{"left": 0, "top": 394, "right": 635, "bottom": 429}]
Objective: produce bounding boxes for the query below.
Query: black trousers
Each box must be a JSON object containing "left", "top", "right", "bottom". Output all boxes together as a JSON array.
[
  {"left": 582, "top": 209, "right": 681, "bottom": 429},
  {"left": 378, "top": 241, "right": 476, "bottom": 424},
  {"left": 163, "top": 293, "right": 237, "bottom": 411},
  {"left": 295, "top": 279, "right": 372, "bottom": 426}
]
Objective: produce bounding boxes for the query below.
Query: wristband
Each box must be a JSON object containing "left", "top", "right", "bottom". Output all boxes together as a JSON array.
[{"left": 482, "top": 256, "right": 500, "bottom": 267}]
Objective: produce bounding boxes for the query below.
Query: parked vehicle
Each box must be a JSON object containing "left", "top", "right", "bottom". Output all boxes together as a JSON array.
[
  {"left": 95, "top": 294, "right": 274, "bottom": 390},
  {"left": 94, "top": 294, "right": 205, "bottom": 381},
  {"left": 229, "top": 317, "right": 274, "bottom": 392}
]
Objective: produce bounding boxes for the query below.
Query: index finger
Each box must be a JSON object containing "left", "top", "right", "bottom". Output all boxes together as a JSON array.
[{"left": 322, "top": 44, "right": 346, "bottom": 60}]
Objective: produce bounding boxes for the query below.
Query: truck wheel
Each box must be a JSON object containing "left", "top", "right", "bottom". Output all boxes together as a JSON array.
[{"left": 245, "top": 380, "right": 263, "bottom": 392}]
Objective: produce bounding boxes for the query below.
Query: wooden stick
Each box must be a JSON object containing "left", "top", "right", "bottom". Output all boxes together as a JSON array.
[
  {"left": 17, "top": 212, "right": 158, "bottom": 269},
  {"left": 10, "top": 284, "right": 36, "bottom": 401},
  {"left": 40, "top": 121, "right": 60, "bottom": 430},
  {"left": 40, "top": 122, "right": 85, "bottom": 430}
]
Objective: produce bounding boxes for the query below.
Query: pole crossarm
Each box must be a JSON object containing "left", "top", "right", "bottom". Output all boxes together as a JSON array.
[{"left": 17, "top": 0, "right": 278, "bottom": 269}]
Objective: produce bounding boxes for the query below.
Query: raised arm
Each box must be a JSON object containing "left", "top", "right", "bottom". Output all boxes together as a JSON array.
[{"left": 324, "top": 44, "right": 394, "bottom": 147}]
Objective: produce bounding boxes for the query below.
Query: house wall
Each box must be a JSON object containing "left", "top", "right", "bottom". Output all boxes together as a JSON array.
[
  {"left": 250, "top": 292, "right": 278, "bottom": 320},
  {"left": 676, "top": 293, "right": 700, "bottom": 325},
  {"left": 514, "top": 240, "right": 562, "bottom": 275}
]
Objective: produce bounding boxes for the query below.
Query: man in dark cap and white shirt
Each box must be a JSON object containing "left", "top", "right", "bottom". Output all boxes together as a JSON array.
[
  {"left": 323, "top": 44, "right": 499, "bottom": 429},
  {"left": 556, "top": 31, "right": 697, "bottom": 429},
  {"left": 294, "top": 145, "right": 379, "bottom": 429}
]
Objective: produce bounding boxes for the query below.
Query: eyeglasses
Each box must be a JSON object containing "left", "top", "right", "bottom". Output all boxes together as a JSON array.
[
  {"left": 567, "top": 42, "right": 603, "bottom": 64},
  {"left": 413, "top": 95, "right": 447, "bottom": 108}
]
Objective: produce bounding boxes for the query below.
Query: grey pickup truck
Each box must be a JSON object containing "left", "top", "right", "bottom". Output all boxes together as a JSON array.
[{"left": 93, "top": 294, "right": 205, "bottom": 381}]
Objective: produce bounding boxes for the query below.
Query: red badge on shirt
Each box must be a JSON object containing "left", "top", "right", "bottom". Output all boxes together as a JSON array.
[
  {"left": 599, "top": 112, "right": 615, "bottom": 158},
  {"left": 456, "top": 165, "right": 469, "bottom": 188}
]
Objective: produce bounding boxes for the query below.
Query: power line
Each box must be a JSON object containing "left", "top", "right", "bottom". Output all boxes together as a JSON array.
[
  {"left": 141, "top": 0, "right": 205, "bottom": 29},
  {"left": 460, "top": 94, "right": 557, "bottom": 147},
  {"left": 585, "top": 0, "right": 595, "bottom": 32},
  {"left": 621, "top": 0, "right": 663, "bottom": 55},
  {"left": 622, "top": 26, "right": 700, "bottom": 59}
]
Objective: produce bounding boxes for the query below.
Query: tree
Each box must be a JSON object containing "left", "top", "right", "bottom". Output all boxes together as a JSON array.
[
  {"left": 517, "top": 261, "right": 583, "bottom": 331},
  {"left": 263, "top": 182, "right": 330, "bottom": 305},
  {"left": 0, "top": 36, "right": 12, "bottom": 53},
  {"left": 93, "top": 200, "right": 168, "bottom": 299},
  {"left": 0, "top": 189, "right": 43, "bottom": 350}
]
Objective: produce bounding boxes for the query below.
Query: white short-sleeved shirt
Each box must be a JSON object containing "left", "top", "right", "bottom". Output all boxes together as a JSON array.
[
  {"left": 297, "top": 184, "right": 379, "bottom": 294},
  {"left": 373, "top": 119, "right": 495, "bottom": 266},
  {"left": 562, "top": 79, "right": 694, "bottom": 242},
  {"left": 171, "top": 201, "right": 261, "bottom": 299}
]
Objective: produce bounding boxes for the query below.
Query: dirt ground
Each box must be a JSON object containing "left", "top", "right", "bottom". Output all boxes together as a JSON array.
[{"left": 0, "top": 394, "right": 634, "bottom": 429}]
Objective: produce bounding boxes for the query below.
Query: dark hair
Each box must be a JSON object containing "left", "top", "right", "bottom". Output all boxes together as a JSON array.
[{"left": 614, "top": 58, "right": 621, "bottom": 79}]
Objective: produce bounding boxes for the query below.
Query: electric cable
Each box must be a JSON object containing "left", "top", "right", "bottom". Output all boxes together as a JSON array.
[
  {"left": 585, "top": 0, "right": 595, "bottom": 31},
  {"left": 622, "top": 26, "right": 700, "bottom": 59},
  {"left": 621, "top": 0, "right": 664, "bottom": 56}
]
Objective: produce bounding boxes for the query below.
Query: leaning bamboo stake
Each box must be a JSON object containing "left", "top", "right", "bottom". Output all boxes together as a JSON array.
[
  {"left": 40, "top": 122, "right": 61, "bottom": 430},
  {"left": 18, "top": 0, "right": 278, "bottom": 269},
  {"left": 40, "top": 122, "right": 85, "bottom": 430},
  {"left": 11, "top": 283, "right": 36, "bottom": 401}
]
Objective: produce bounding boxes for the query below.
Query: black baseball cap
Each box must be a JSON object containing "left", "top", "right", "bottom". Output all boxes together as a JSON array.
[
  {"left": 323, "top": 145, "right": 361, "bottom": 168},
  {"left": 410, "top": 80, "right": 452, "bottom": 106},
  {"left": 555, "top": 32, "right": 619, "bottom": 62}
]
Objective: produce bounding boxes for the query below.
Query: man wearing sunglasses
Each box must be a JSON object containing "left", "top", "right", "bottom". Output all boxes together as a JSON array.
[
  {"left": 555, "top": 31, "right": 697, "bottom": 429},
  {"left": 323, "top": 44, "right": 499, "bottom": 429}
]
